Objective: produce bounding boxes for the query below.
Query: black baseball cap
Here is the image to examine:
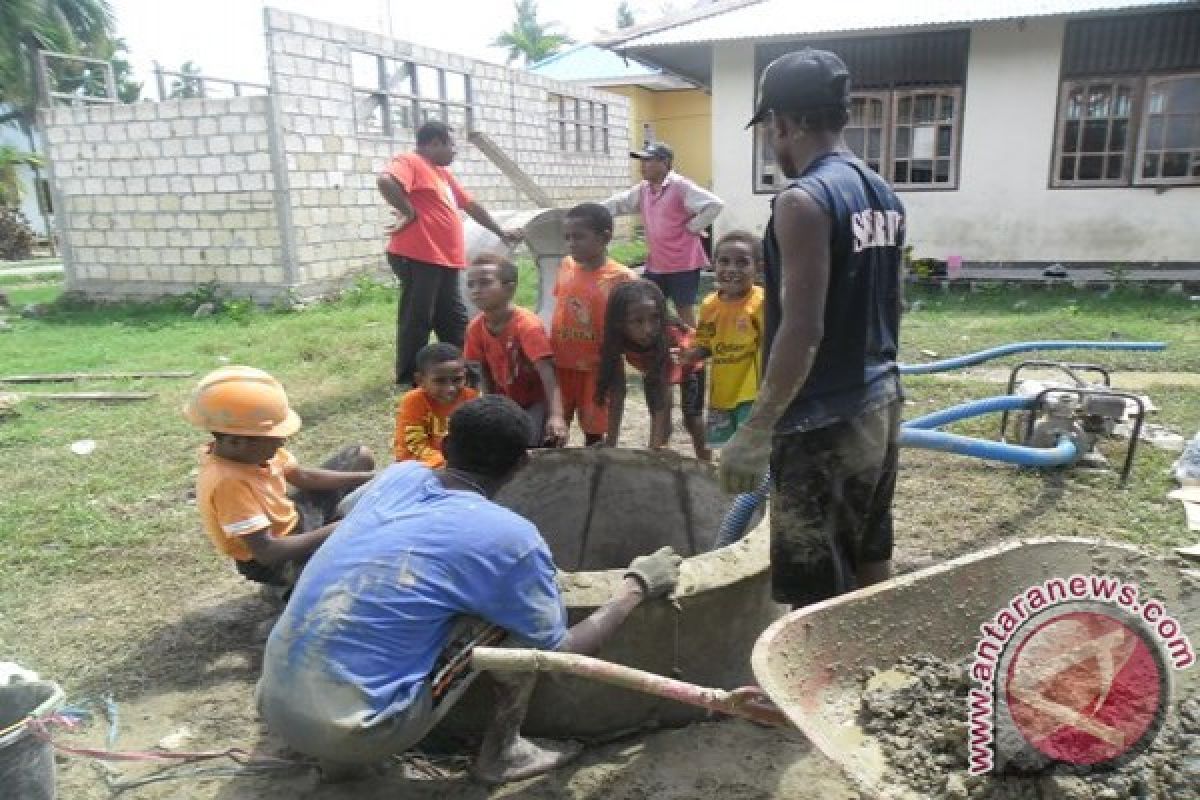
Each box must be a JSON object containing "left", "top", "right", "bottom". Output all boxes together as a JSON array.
[
  {"left": 746, "top": 48, "right": 850, "bottom": 128},
  {"left": 630, "top": 143, "right": 673, "bottom": 161}
]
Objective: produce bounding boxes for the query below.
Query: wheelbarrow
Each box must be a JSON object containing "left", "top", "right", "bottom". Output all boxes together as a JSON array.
[{"left": 473, "top": 538, "right": 1199, "bottom": 797}]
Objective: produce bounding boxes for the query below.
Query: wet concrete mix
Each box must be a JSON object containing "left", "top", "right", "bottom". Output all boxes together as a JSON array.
[{"left": 857, "top": 654, "right": 1199, "bottom": 799}]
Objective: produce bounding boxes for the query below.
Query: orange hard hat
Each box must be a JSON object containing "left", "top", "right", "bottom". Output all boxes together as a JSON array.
[{"left": 183, "top": 366, "right": 302, "bottom": 437}]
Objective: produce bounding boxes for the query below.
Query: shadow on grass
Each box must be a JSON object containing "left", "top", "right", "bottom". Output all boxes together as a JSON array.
[
  {"left": 77, "top": 592, "right": 277, "bottom": 700},
  {"left": 995, "top": 469, "right": 1067, "bottom": 539}
]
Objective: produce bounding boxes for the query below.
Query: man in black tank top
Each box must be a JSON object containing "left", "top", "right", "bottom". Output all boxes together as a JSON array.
[{"left": 720, "top": 49, "right": 906, "bottom": 608}]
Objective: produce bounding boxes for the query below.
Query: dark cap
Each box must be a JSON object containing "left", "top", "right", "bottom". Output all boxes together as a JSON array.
[
  {"left": 746, "top": 49, "right": 850, "bottom": 128},
  {"left": 630, "top": 142, "right": 673, "bottom": 161}
]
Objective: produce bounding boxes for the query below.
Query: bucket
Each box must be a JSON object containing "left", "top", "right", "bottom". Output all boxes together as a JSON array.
[{"left": 0, "top": 681, "right": 65, "bottom": 800}]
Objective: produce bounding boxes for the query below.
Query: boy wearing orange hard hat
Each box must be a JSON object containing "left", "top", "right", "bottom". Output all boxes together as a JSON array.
[{"left": 184, "top": 366, "right": 376, "bottom": 589}]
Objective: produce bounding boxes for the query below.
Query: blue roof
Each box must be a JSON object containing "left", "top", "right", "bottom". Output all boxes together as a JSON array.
[{"left": 529, "top": 44, "right": 663, "bottom": 83}]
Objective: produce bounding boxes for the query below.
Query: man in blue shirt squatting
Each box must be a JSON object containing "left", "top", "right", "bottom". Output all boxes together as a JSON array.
[
  {"left": 257, "top": 395, "right": 682, "bottom": 783},
  {"left": 720, "top": 49, "right": 906, "bottom": 609}
]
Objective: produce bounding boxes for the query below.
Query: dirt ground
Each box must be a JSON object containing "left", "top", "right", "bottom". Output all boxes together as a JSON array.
[{"left": 13, "top": 386, "right": 1186, "bottom": 800}]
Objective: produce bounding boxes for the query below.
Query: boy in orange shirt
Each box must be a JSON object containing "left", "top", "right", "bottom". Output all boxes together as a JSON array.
[
  {"left": 186, "top": 366, "right": 375, "bottom": 588},
  {"left": 464, "top": 254, "right": 567, "bottom": 447},
  {"left": 551, "top": 203, "right": 636, "bottom": 444},
  {"left": 394, "top": 342, "right": 479, "bottom": 466}
]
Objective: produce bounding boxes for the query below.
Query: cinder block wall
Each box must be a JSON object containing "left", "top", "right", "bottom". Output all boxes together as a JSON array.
[
  {"left": 40, "top": 96, "right": 288, "bottom": 300},
  {"left": 39, "top": 9, "right": 632, "bottom": 302},
  {"left": 265, "top": 9, "right": 631, "bottom": 296}
]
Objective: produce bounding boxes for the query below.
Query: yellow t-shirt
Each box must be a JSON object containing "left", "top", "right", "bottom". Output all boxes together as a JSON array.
[
  {"left": 196, "top": 446, "right": 299, "bottom": 562},
  {"left": 695, "top": 286, "right": 764, "bottom": 410}
]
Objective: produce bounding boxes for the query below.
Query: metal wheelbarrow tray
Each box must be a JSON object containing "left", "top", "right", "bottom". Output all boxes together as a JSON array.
[
  {"left": 751, "top": 537, "right": 1199, "bottom": 795},
  {"left": 476, "top": 538, "right": 1198, "bottom": 797}
]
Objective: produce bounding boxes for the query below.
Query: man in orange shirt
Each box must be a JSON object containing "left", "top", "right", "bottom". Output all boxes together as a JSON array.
[
  {"left": 186, "top": 367, "right": 375, "bottom": 589},
  {"left": 551, "top": 203, "right": 636, "bottom": 444},
  {"left": 378, "top": 120, "right": 523, "bottom": 386}
]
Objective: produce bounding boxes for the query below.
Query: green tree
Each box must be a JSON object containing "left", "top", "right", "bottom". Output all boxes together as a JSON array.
[
  {"left": 0, "top": 146, "right": 43, "bottom": 208},
  {"left": 54, "top": 37, "right": 141, "bottom": 104},
  {"left": 168, "top": 61, "right": 203, "bottom": 99},
  {"left": 0, "top": 0, "right": 116, "bottom": 113},
  {"left": 617, "top": 1, "right": 636, "bottom": 28},
  {"left": 491, "top": 0, "right": 573, "bottom": 66}
]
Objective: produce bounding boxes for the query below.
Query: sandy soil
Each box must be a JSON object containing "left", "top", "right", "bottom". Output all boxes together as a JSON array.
[{"left": 21, "top": 388, "right": 1151, "bottom": 800}]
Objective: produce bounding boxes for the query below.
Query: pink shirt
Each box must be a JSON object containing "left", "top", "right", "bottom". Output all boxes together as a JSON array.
[{"left": 604, "top": 172, "right": 724, "bottom": 275}]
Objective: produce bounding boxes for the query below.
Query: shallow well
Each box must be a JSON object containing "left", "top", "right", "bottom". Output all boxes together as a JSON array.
[{"left": 439, "top": 448, "right": 782, "bottom": 739}]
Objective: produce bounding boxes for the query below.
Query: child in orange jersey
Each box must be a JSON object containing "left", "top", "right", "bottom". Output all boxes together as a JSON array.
[
  {"left": 464, "top": 254, "right": 567, "bottom": 446},
  {"left": 550, "top": 202, "right": 636, "bottom": 445},
  {"left": 394, "top": 343, "right": 479, "bottom": 466}
]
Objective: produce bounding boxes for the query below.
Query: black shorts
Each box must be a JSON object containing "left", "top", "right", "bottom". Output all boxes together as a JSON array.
[
  {"left": 769, "top": 400, "right": 901, "bottom": 608},
  {"left": 643, "top": 367, "right": 705, "bottom": 420},
  {"left": 644, "top": 269, "right": 701, "bottom": 309}
]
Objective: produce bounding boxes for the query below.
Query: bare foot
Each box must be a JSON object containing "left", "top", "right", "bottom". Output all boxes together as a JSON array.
[{"left": 472, "top": 736, "right": 582, "bottom": 785}]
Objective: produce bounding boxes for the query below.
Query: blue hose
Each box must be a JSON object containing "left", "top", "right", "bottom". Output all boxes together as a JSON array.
[
  {"left": 713, "top": 339, "right": 1163, "bottom": 545},
  {"left": 904, "top": 394, "right": 1035, "bottom": 430},
  {"left": 898, "top": 427, "right": 1079, "bottom": 467},
  {"left": 899, "top": 340, "right": 1165, "bottom": 375},
  {"left": 714, "top": 470, "right": 771, "bottom": 549}
]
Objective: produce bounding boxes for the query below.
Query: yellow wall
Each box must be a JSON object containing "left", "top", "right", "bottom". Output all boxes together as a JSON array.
[{"left": 603, "top": 86, "right": 712, "bottom": 188}]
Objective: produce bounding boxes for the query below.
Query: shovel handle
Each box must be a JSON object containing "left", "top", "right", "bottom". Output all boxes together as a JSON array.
[{"left": 471, "top": 647, "right": 790, "bottom": 727}]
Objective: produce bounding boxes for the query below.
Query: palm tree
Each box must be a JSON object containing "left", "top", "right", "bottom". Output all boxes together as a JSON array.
[
  {"left": 168, "top": 61, "right": 204, "bottom": 99},
  {"left": 0, "top": 146, "right": 43, "bottom": 208},
  {"left": 617, "top": 1, "right": 636, "bottom": 29},
  {"left": 0, "top": 0, "right": 115, "bottom": 113},
  {"left": 491, "top": 0, "right": 573, "bottom": 66}
]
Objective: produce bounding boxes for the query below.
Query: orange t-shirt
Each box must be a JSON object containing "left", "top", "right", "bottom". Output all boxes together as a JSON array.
[
  {"left": 551, "top": 257, "right": 636, "bottom": 372},
  {"left": 384, "top": 152, "right": 474, "bottom": 268},
  {"left": 464, "top": 308, "right": 554, "bottom": 409},
  {"left": 394, "top": 386, "right": 480, "bottom": 467},
  {"left": 196, "top": 446, "right": 299, "bottom": 562}
]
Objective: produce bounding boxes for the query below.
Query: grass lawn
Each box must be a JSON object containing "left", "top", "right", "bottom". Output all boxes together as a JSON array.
[{"left": 0, "top": 270, "right": 1197, "bottom": 699}]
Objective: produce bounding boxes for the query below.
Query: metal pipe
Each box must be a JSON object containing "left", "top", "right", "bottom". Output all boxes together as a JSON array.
[
  {"left": 899, "top": 428, "right": 1079, "bottom": 467},
  {"left": 899, "top": 341, "right": 1165, "bottom": 375}
]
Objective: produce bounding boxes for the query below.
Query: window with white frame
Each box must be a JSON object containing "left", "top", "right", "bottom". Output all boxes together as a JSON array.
[
  {"left": 350, "top": 51, "right": 472, "bottom": 139},
  {"left": 548, "top": 93, "right": 612, "bottom": 154},
  {"left": 753, "top": 31, "right": 968, "bottom": 193},
  {"left": 1052, "top": 11, "right": 1200, "bottom": 187},
  {"left": 756, "top": 87, "right": 963, "bottom": 191}
]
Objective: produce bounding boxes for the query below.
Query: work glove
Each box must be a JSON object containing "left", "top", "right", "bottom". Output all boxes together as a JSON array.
[
  {"left": 719, "top": 423, "right": 773, "bottom": 494},
  {"left": 624, "top": 546, "right": 683, "bottom": 599}
]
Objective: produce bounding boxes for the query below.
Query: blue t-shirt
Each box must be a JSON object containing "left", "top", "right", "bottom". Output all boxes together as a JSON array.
[{"left": 264, "top": 462, "right": 567, "bottom": 723}]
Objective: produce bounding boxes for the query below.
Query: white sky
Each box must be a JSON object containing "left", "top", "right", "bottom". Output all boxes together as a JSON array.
[{"left": 110, "top": 0, "right": 668, "bottom": 93}]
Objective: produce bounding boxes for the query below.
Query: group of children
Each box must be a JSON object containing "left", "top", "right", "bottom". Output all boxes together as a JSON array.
[
  {"left": 394, "top": 202, "right": 766, "bottom": 467},
  {"left": 186, "top": 202, "right": 764, "bottom": 589}
]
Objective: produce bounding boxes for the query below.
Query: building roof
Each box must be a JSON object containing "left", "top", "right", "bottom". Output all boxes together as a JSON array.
[
  {"left": 528, "top": 44, "right": 694, "bottom": 90},
  {"left": 602, "top": 0, "right": 1193, "bottom": 49}
]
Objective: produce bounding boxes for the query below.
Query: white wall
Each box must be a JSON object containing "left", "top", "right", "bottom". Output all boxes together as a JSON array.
[
  {"left": 710, "top": 18, "right": 1200, "bottom": 264},
  {"left": 710, "top": 40, "right": 772, "bottom": 238}
]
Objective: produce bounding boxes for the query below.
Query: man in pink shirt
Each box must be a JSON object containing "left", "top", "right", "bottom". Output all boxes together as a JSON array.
[{"left": 603, "top": 143, "right": 724, "bottom": 327}]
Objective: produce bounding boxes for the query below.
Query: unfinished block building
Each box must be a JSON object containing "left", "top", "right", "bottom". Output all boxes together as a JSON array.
[{"left": 38, "top": 9, "right": 631, "bottom": 301}]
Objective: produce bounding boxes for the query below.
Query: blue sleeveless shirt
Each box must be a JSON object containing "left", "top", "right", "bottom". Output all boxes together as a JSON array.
[{"left": 763, "top": 151, "right": 905, "bottom": 433}]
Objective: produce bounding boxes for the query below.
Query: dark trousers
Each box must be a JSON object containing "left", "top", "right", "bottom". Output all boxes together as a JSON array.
[{"left": 390, "top": 253, "right": 468, "bottom": 385}]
